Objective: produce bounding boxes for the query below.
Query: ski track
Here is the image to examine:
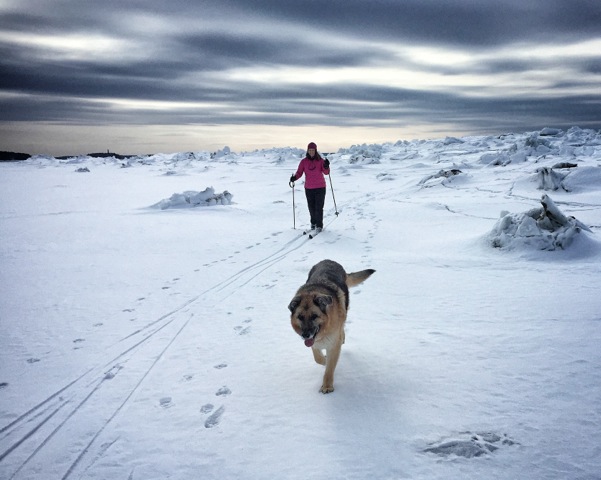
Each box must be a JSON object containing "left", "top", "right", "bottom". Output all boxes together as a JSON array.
[{"left": 0, "top": 205, "right": 361, "bottom": 479}]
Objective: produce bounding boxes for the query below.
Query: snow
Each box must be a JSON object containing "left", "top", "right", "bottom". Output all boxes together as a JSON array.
[
  {"left": 1, "top": 127, "right": 601, "bottom": 480},
  {"left": 152, "top": 187, "right": 233, "bottom": 209},
  {"left": 487, "top": 194, "right": 595, "bottom": 252}
]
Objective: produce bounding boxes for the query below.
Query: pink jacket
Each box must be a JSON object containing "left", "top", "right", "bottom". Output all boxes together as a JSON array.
[{"left": 293, "top": 157, "right": 330, "bottom": 189}]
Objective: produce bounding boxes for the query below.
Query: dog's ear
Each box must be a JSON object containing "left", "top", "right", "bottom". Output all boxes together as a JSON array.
[
  {"left": 288, "top": 296, "right": 301, "bottom": 313},
  {"left": 314, "top": 295, "right": 332, "bottom": 313}
]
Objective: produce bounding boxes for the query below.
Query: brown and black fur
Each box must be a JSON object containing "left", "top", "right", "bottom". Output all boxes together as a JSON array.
[{"left": 288, "top": 259, "right": 375, "bottom": 393}]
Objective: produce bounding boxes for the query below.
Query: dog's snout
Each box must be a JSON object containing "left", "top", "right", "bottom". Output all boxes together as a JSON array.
[{"left": 301, "top": 326, "right": 319, "bottom": 340}]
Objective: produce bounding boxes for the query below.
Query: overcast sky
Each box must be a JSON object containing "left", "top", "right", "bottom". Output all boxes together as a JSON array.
[{"left": 1, "top": 0, "right": 600, "bottom": 155}]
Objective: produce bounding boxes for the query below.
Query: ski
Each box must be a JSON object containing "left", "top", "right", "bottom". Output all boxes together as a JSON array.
[
  {"left": 301, "top": 226, "right": 324, "bottom": 238},
  {"left": 308, "top": 229, "right": 323, "bottom": 239}
]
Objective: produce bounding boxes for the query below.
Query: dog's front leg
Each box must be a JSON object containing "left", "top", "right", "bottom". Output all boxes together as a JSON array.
[
  {"left": 320, "top": 342, "right": 342, "bottom": 394},
  {"left": 312, "top": 347, "right": 326, "bottom": 365}
]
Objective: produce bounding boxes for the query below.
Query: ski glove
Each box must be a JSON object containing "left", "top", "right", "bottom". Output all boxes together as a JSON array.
[
  {"left": 323, "top": 159, "right": 330, "bottom": 169},
  {"left": 290, "top": 175, "right": 296, "bottom": 183}
]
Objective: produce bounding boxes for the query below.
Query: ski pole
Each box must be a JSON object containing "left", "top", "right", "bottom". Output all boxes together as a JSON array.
[
  {"left": 289, "top": 179, "right": 296, "bottom": 229},
  {"left": 328, "top": 173, "right": 339, "bottom": 216}
]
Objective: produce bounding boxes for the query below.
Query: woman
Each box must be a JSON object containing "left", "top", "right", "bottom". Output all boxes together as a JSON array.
[{"left": 290, "top": 142, "right": 330, "bottom": 232}]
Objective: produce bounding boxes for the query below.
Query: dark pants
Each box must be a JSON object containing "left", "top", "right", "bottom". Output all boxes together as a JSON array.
[{"left": 305, "top": 187, "right": 326, "bottom": 228}]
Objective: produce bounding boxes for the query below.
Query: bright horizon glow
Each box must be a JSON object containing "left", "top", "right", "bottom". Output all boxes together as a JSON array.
[{"left": 1, "top": 122, "right": 474, "bottom": 157}]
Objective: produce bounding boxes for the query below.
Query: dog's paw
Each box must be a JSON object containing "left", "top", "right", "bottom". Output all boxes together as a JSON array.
[{"left": 319, "top": 384, "right": 334, "bottom": 394}]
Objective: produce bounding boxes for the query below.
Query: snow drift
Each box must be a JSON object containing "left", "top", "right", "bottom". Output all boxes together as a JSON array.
[
  {"left": 488, "top": 194, "right": 595, "bottom": 251},
  {"left": 152, "top": 187, "right": 233, "bottom": 209}
]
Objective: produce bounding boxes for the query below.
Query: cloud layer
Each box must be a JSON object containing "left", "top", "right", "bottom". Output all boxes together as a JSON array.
[{"left": 1, "top": 0, "right": 600, "bottom": 154}]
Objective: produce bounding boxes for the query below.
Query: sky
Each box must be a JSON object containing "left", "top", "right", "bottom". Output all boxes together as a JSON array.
[{"left": 1, "top": 0, "right": 600, "bottom": 156}]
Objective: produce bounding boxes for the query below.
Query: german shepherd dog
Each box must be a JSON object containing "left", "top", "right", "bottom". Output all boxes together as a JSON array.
[{"left": 288, "top": 259, "right": 375, "bottom": 393}]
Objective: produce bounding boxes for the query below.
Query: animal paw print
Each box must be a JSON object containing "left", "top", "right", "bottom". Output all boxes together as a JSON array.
[
  {"left": 215, "top": 386, "right": 231, "bottom": 396},
  {"left": 234, "top": 319, "right": 252, "bottom": 335},
  {"left": 204, "top": 406, "right": 225, "bottom": 428},
  {"left": 201, "top": 386, "right": 231, "bottom": 428},
  {"left": 162, "top": 278, "right": 180, "bottom": 290}
]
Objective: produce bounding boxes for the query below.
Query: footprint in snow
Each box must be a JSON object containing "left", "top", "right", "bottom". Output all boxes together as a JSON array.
[
  {"left": 204, "top": 406, "right": 225, "bottom": 428},
  {"left": 159, "top": 397, "right": 174, "bottom": 409},
  {"left": 216, "top": 386, "right": 231, "bottom": 396},
  {"left": 162, "top": 279, "right": 179, "bottom": 290},
  {"left": 234, "top": 319, "right": 252, "bottom": 335},
  {"left": 234, "top": 325, "right": 251, "bottom": 335}
]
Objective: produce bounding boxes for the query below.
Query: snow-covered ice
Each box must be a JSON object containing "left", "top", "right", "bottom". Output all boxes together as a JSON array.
[
  {"left": 487, "top": 193, "right": 595, "bottom": 251},
  {"left": 1, "top": 127, "right": 601, "bottom": 479},
  {"left": 152, "top": 187, "right": 233, "bottom": 210}
]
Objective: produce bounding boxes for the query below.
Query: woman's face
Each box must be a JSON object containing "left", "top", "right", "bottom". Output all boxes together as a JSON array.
[{"left": 308, "top": 148, "right": 316, "bottom": 156}]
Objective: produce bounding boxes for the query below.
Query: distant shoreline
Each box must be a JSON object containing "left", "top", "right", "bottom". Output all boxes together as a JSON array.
[
  {"left": 0, "top": 151, "right": 30, "bottom": 161},
  {"left": 0, "top": 151, "right": 143, "bottom": 162}
]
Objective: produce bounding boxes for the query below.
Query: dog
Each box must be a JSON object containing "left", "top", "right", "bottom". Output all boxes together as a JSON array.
[{"left": 288, "top": 259, "right": 375, "bottom": 393}]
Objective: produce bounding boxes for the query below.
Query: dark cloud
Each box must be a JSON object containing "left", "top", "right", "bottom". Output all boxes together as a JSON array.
[
  {"left": 176, "top": 32, "right": 392, "bottom": 69},
  {"left": 582, "top": 58, "right": 601, "bottom": 74},
  {"left": 0, "top": 25, "right": 393, "bottom": 100},
  {"left": 439, "top": 55, "right": 601, "bottom": 78},
  {"left": 4, "top": 1, "right": 601, "bottom": 47},
  {"left": 0, "top": 95, "right": 117, "bottom": 123},
  {"left": 217, "top": 0, "right": 601, "bottom": 47}
]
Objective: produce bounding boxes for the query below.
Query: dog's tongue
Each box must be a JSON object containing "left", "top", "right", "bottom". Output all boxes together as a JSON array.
[{"left": 304, "top": 338, "right": 315, "bottom": 347}]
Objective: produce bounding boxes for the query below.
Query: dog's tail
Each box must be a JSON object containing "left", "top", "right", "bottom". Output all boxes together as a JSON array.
[{"left": 346, "top": 268, "right": 375, "bottom": 288}]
